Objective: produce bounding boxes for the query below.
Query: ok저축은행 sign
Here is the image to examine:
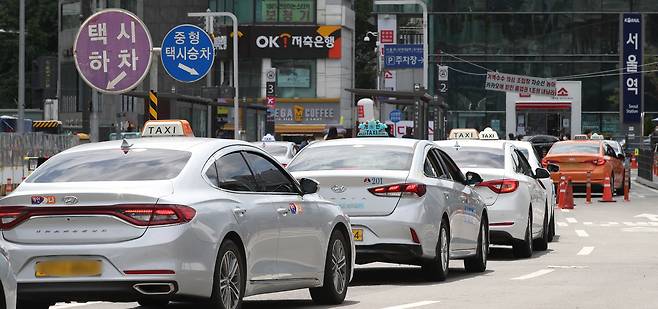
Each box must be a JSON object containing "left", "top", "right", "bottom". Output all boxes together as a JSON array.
[
  {"left": 74, "top": 9, "right": 153, "bottom": 94},
  {"left": 161, "top": 24, "right": 215, "bottom": 83}
]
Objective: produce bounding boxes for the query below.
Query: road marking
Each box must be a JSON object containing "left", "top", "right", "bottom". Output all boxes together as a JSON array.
[
  {"left": 635, "top": 222, "right": 649, "bottom": 226},
  {"left": 584, "top": 222, "right": 593, "bottom": 225},
  {"left": 577, "top": 246, "right": 595, "bottom": 256},
  {"left": 638, "top": 194, "right": 646, "bottom": 198},
  {"left": 511, "top": 269, "right": 555, "bottom": 280},
  {"left": 566, "top": 218, "right": 578, "bottom": 223},
  {"left": 381, "top": 301, "right": 441, "bottom": 309},
  {"left": 634, "top": 181, "right": 658, "bottom": 194},
  {"left": 52, "top": 303, "right": 103, "bottom": 309},
  {"left": 557, "top": 222, "right": 568, "bottom": 227},
  {"left": 623, "top": 222, "right": 636, "bottom": 226},
  {"left": 649, "top": 222, "right": 658, "bottom": 226},
  {"left": 635, "top": 214, "right": 658, "bottom": 222},
  {"left": 575, "top": 230, "right": 589, "bottom": 237},
  {"left": 547, "top": 265, "right": 589, "bottom": 269},
  {"left": 561, "top": 209, "right": 570, "bottom": 213},
  {"left": 608, "top": 222, "right": 619, "bottom": 225}
]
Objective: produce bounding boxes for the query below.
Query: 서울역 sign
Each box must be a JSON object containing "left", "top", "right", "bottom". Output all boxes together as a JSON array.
[
  {"left": 74, "top": 9, "right": 153, "bottom": 94},
  {"left": 485, "top": 72, "right": 556, "bottom": 96},
  {"left": 622, "top": 13, "right": 642, "bottom": 124},
  {"left": 161, "top": 24, "right": 215, "bottom": 83}
]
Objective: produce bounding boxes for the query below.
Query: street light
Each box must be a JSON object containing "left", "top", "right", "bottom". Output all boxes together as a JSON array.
[
  {"left": 363, "top": 31, "right": 378, "bottom": 42},
  {"left": 373, "top": 0, "right": 428, "bottom": 90}
]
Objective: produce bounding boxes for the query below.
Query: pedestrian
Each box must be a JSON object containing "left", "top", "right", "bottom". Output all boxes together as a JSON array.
[
  {"left": 508, "top": 133, "right": 515, "bottom": 140},
  {"left": 325, "top": 127, "right": 339, "bottom": 140}
]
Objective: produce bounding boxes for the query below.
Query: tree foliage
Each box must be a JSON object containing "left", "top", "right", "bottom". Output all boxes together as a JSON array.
[{"left": 0, "top": 0, "right": 58, "bottom": 109}]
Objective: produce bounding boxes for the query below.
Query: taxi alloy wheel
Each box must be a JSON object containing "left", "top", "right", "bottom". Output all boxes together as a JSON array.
[
  {"left": 211, "top": 240, "right": 245, "bottom": 309},
  {"left": 464, "top": 216, "right": 488, "bottom": 273},
  {"left": 310, "top": 229, "right": 350, "bottom": 305},
  {"left": 422, "top": 219, "right": 450, "bottom": 282},
  {"left": 513, "top": 209, "right": 533, "bottom": 258}
]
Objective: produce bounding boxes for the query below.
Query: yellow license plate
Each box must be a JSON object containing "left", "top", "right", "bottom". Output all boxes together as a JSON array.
[
  {"left": 35, "top": 260, "right": 102, "bottom": 278},
  {"left": 352, "top": 229, "right": 363, "bottom": 241}
]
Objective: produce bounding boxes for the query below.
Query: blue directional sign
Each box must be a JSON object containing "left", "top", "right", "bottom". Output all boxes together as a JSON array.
[
  {"left": 161, "top": 24, "right": 214, "bottom": 83},
  {"left": 383, "top": 44, "right": 423, "bottom": 69},
  {"left": 389, "top": 109, "right": 402, "bottom": 123}
]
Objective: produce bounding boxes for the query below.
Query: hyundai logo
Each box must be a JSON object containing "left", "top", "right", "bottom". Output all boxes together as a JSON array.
[
  {"left": 63, "top": 196, "right": 79, "bottom": 205},
  {"left": 331, "top": 185, "right": 346, "bottom": 193}
]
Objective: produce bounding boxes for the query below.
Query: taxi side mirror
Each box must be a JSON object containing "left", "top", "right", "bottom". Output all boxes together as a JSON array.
[
  {"left": 546, "top": 163, "right": 560, "bottom": 173},
  {"left": 299, "top": 178, "right": 319, "bottom": 195},
  {"left": 465, "top": 171, "right": 483, "bottom": 186},
  {"left": 535, "top": 168, "right": 551, "bottom": 179}
]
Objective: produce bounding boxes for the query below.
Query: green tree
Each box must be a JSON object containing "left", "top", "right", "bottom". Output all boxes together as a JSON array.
[
  {"left": 354, "top": 0, "right": 376, "bottom": 90},
  {"left": 0, "top": 0, "right": 58, "bottom": 109}
]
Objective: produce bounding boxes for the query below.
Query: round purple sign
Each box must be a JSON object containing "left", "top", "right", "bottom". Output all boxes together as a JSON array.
[{"left": 74, "top": 9, "right": 153, "bottom": 94}]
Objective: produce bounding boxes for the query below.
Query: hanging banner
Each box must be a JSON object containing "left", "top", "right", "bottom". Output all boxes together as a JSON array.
[
  {"left": 485, "top": 71, "right": 556, "bottom": 96},
  {"left": 622, "top": 13, "right": 642, "bottom": 124}
]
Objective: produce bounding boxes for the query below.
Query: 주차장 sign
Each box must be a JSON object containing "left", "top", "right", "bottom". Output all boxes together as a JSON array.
[
  {"left": 383, "top": 44, "right": 424, "bottom": 69},
  {"left": 485, "top": 72, "right": 556, "bottom": 96},
  {"left": 74, "top": 9, "right": 153, "bottom": 94}
]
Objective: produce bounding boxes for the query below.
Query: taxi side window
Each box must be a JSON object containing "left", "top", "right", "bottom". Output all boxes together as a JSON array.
[
  {"left": 205, "top": 162, "right": 219, "bottom": 187},
  {"left": 430, "top": 149, "right": 451, "bottom": 180},
  {"left": 436, "top": 150, "right": 465, "bottom": 184},
  {"left": 242, "top": 152, "right": 298, "bottom": 194},
  {"left": 515, "top": 150, "right": 534, "bottom": 177},
  {"left": 215, "top": 152, "right": 258, "bottom": 192},
  {"left": 423, "top": 152, "right": 439, "bottom": 178},
  {"left": 510, "top": 149, "right": 521, "bottom": 174}
]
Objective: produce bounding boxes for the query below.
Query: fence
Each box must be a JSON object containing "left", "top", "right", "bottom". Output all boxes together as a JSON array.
[{"left": 1, "top": 133, "right": 79, "bottom": 195}]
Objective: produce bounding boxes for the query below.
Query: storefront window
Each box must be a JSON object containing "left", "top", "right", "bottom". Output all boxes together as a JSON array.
[
  {"left": 272, "top": 59, "right": 316, "bottom": 98},
  {"left": 256, "top": 0, "right": 315, "bottom": 24}
]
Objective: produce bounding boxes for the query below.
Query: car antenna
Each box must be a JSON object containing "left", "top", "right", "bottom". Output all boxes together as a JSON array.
[{"left": 121, "top": 139, "right": 133, "bottom": 154}]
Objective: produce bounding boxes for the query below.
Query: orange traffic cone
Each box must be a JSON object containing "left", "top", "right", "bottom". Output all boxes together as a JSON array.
[
  {"left": 557, "top": 176, "right": 573, "bottom": 209},
  {"left": 600, "top": 176, "right": 616, "bottom": 203}
]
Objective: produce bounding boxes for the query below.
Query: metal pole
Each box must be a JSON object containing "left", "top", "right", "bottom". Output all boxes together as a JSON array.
[
  {"left": 373, "top": 0, "right": 428, "bottom": 89},
  {"left": 188, "top": 12, "right": 239, "bottom": 139},
  {"left": 17, "top": 0, "right": 25, "bottom": 134}
]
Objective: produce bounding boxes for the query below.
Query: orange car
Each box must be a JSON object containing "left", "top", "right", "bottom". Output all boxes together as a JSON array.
[{"left": 542, "top": 140, "right": 625, "bottom": 194}]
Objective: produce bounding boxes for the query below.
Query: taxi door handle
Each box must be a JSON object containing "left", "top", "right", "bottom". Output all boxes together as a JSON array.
[
  {"left": 277, "top": 208, "right": 290, "bottom": 215},
  {"left": 233, "top": 208, "right": 247, "bottom": 217}
]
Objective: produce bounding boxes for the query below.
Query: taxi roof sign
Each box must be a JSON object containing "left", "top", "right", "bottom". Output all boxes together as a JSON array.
[
  {"left": 573, "top": 134, "right": 589, "bottom": 140},
  {"left": 142, "top": 120, "right": 194, "bottom": 137},
  {"left": 448, "top": 128, "right": 478, "bottom": 140},
  {"left": 478, "top": 127, "right": 499, "bottom": 140},
  {"left": 590, "top": 133, "right": 604, "bottom": 140},
  {"left": 357, "top": 120, "right": 389, "bottom": 137}
]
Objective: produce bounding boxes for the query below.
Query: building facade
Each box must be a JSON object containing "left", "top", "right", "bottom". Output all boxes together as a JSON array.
[
  {"left": 377, "top": 0, "right": 658, "bottom": 138},
  {"left": 58, "top": 0, "right": 355, "bottom": 142}
]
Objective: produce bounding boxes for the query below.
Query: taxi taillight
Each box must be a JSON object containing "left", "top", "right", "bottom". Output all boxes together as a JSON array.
[
  {"left": 478, "top": 179, "right": 519, "bottom": 194},
  {"left": 368, "top": 183, "right": 427, "bottom": 197},
  {"left": 0, "top": 205, "right": 196, "bottom": 230}
]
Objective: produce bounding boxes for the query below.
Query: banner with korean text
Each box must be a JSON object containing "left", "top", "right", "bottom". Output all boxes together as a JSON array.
[{"left": 485, "top": 72, "right": 557, "bottom": 96}]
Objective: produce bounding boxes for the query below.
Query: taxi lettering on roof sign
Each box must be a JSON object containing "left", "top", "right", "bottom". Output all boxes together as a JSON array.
[
  {"left": 448, "top": 128, "right": 478, "bottom": 140},
  {"left": 357, "top": 120, "right": 389, "bottom": 137},
  {"left": 590, "top": 133, "right": 604, "bottom": 140},
  {"left": 573, "top": 134, "right": 589, "bottom": 141},
  {"left": 141, "top": 120, "right": 194, "bottom": 137},
  {"left": 478, "top": 127, "right": 499, "bottom": 140}
]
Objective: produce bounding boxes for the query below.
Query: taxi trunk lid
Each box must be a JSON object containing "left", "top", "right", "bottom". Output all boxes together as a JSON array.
[
  {"left": 546, "top": 154, "right": 602, "bottom": 170},
  {"left": 292, "top": 170, "right": 409, "bottom": 216},
  {"left": 463, "top": 168, "right": 506, "bottom": 207},
  {"left": 0, "top": 181, "right": 173, "bottom": 244}
]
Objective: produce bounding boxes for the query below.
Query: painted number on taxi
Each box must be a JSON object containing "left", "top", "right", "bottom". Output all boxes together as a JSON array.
[
  {"left": 364, "top": 177, "right": 383, "bottom": 185},
  {"left": 352, "top": 229, "right": 363, "bottom": 241}
]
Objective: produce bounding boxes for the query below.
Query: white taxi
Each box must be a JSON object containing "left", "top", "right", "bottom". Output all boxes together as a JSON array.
[
  {"left": 287, "top": 121, "right": 489, "bottom": 281},
  {"left": 0, "top": 120, "right": 354, "bottom": 309},
  {"left": 251, "top": 141, "right": 299, "bottom": 167},
  {"left": 436, "top": 128, "right": 551, "bottom": 258}
]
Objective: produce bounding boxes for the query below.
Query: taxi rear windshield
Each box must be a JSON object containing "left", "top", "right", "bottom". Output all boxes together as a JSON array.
[
  {"left": 28, "top": 148, "right": 191, "bottom": 183},
  {"left": 441, "top": 146, "right": 505, "bottom": 169},
  {"left": 261, "top": 144, "right": 288, "bottom": 156},
  {"left": 287, "top": 145, "right": 413, "bottom": 171},
  {"left": 548, "top": 143, "right": 600, "bottom": 155}
]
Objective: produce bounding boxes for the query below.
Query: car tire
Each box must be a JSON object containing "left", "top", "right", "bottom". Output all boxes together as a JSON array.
[
  {"left": 533, "top": 205, "right": 549, "bottom": 251},
  {"left": 209, "top": 239, "right": 245, "bottom": 309},
  {"left": 513, "top": 209, "right": 533, "bottom": 258},
  {"left": 310, "top": 229, "right": 350, "bottom": 305},
  {"left": 464, "top": 215, "right": 488, "bottom": 273},
  {"left": 137, "top": 299, "right": 170, "bottom": 307},
  {"left": 16, "top": 301, "right": 52, "bottom": 309},
  {"left": 547, "top": 211, "right": 556, "bottom": 243},
  {"left": 422, "top": 218, "right": 450, "bottom": 281}
]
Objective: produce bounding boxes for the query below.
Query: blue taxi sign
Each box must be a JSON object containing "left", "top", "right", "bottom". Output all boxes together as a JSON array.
[
  {"left": 357, "top": 120, "right": 389, "bottom": 137},
  {"left": 161, "top": 24, "right": 214, "bottom": 83}
]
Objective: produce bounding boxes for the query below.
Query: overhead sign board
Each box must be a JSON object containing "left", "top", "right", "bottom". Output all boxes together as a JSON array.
[
  {"left": 250, "top": 26, "right": 341, "bottom": 59},
  {"left": 485, "top": 71, "right": 556, "bottom": 96},
  {"left": 74, "top": 9, "right": 153, "bottom": 94},
  {"left": 622, "top": 13, "right": 642, "bottom": 124},
  {"left": 383, "top": 44, "right": 424, "bottom": 69},
  {"left": 161, "top": 24, "right": 215, "bottom": 83}
]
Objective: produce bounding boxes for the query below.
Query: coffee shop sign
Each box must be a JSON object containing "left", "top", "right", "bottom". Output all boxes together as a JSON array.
[{"left": 275, "top": 105, "right": 336, "bottom": 122}]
